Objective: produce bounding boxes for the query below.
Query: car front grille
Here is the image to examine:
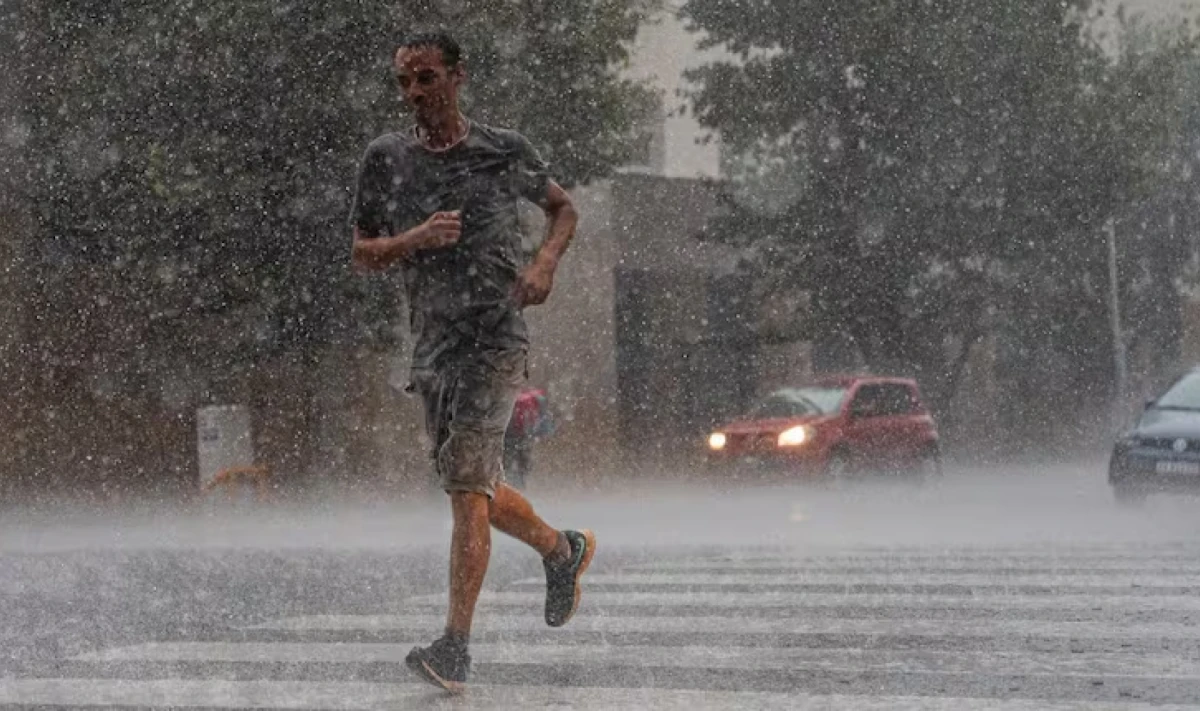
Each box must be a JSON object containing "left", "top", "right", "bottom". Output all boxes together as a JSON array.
[
  {"left": 727, "top": 433, "right": 777, "bottom": 452},
  {"left": 1141, "top": 437, "right": 1200, "bottom": 453}
]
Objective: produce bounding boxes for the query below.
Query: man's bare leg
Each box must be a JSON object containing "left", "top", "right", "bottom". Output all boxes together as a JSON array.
[
  {"left": 446, "top": 491, "right": 492, "bottom": 637},
  {"left": 489, "top": 482, "right": 567, "bottom": 559},
  {"left": 489, "top": 481, "right": 596, "bottom": 628}
]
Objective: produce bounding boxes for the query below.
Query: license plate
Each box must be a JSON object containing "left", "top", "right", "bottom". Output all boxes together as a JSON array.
[{"left": 1156, "top": 460, "right": 1200, "bottom": 476}]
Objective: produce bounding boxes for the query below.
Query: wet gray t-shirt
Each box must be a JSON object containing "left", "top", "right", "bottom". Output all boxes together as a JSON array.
[{"left": 350, "top": 123, "right": 550, "bottom": 373}]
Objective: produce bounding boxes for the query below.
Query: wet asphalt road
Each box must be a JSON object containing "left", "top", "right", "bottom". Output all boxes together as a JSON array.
[{"left": 4, "top": 460, "right": 1200, "bottom": 709}]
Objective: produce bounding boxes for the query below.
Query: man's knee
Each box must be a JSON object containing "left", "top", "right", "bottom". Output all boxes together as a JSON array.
[
  {"left": 450, "top": 489, "right": 491, "bottom": 522},
  {"left": 488, "top": 481, "right": 532, "bottom": 517},
  {"left": 486, "top": 486, "right": 513, "bottom": 524}
]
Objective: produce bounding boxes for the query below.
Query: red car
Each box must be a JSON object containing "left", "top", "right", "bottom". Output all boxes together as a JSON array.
[{"left": 706, "top": 376, "right": 941, "bottom": 480}]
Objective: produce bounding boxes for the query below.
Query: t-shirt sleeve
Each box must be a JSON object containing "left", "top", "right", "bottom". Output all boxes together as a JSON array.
[
  {"left": 511, "top": 133, "right": 551, "bottom": 204},
  {"left": 349, "top": 144, "right": 389, "bottom": 237}
]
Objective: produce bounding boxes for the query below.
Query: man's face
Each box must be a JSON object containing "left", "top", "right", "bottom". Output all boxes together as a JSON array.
[{"left": 394, "top": 46, "right": 462, "bottom": 122}]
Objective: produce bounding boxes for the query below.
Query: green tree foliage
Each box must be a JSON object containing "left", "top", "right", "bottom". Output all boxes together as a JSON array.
[
  {"left": 10, "top": 0, "right": 657, "bottom": 382},
  {"left": 681, "top": 0, "right": 1197, "bottom": 443}
]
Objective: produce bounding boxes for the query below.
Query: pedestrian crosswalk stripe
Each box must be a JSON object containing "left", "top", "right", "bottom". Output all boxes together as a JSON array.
[
  {"left": 406, "top": 589, "right": 1200, "bottom": 611},
  {"left": 685, "top": 545, "right": 1200, "bottom": 556},
  {"left": 637, "top": 546, "right": 1200, "bottom": 556},
  {"left": 516, "top": 572, "right": 1200, "bottom": 588},
  {"left": 74, "top": 641, "right": 1200, "bottom": 679},
  {"left": 627, "top": 564, "right": 1200, "bottom": 577},
  {"left": 247, "top": 613, "right": 1200, "bottom": 640},
  {"left": 4, "top": 678, "right": 1196, "bottom": 711},
  {"left": 628, "top": 558, "right": 1200, "bottom": 572},
  {"left": 7, "top": 545, "right": 1200, "bottom": 709}
]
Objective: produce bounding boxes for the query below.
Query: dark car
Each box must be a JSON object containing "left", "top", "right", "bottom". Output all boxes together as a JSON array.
[
  {"left": 706, "top": 375, "right": 941, "bottom": 481},
  {"left": 1109, "top": 368, "right": 1200, "bottom": 504}
]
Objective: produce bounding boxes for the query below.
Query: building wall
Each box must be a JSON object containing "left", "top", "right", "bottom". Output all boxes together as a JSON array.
[
  {"left": 612, "top": 172, "right": 734, "bottom": 271},
  {"left": 0, "top": 41, "right": 30, "bottom": 491},
  {"left": 625, "top": 6, "right": 723, "bottom": 179},
  {"left": 522, "top": 183, "right": 623, "bottom": 483}
]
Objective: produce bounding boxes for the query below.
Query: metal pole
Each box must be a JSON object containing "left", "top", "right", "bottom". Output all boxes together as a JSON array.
[{"left": 1106, "top": 219, "right": 1128, "bottom": 429}]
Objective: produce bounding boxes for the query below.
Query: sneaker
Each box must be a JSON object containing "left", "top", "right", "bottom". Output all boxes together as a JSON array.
[
  {"left": 544, "top": 529, "right": 596, "bottom": 627},
  {"left": 405, "top": 636, "right": 470, "bottom": 693}
]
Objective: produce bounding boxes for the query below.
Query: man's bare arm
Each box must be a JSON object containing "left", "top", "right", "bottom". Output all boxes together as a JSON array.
[
  {"left": 351, "top": 227, "right": 408, "bottom": 271},
  {"left": 532, "top": 181, "right": 578, "bottom": 271},
  {"left": 513, "top": 182, "right": 577, "bottom": 307},
  {"left": 351, "top": 211, "right": 462, "bottom": 272}
]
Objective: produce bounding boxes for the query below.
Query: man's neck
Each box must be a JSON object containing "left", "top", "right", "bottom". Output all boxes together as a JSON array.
[{"left": 416, "top": 111, "right": 468, "bottom": 151}]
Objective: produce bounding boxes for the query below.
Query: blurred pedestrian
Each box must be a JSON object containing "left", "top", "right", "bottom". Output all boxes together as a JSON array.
[
  {"left": 504, "top": 387, "right": 553, "bottom": 489},
  {"left": 348, "top": 31, "right": 595, "bottom": 693}
]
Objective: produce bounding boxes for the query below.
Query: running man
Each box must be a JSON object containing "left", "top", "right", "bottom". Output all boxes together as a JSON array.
[{"left": 349, "top": 32, "right": 595, "bottom": 693}]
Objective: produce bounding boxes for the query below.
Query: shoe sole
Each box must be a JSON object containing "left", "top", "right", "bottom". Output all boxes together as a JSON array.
[
  {"left": 406, "top": 656, "right": 465, "bottom": 695},
  {"left": 550, "top": 528, "right": 596, "bottom": 628}
]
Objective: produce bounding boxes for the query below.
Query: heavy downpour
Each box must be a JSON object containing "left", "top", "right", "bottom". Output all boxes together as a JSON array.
[{"left": 4, "top": 1, "right": 1200, "bottom": 709}]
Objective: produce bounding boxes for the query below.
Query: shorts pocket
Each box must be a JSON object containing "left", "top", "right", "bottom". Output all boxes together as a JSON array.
[{"left": 480, "top": 348, "right": 527, "bottom": 385}]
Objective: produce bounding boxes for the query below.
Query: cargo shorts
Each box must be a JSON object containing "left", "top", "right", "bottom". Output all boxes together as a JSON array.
[{"left": 412, "top": 348, "right": 527, "bottom": 499}]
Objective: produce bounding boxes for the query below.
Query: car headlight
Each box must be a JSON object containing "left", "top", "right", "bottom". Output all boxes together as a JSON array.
[
  {"left": 708, "top": 432, "right": 727, "bottom": 450},
  {"left": 1115, "top": 433, "right": 1140, "bottom": 449},
  {"left": 778, "top": 426, "right": 812, "bottom": 447}
]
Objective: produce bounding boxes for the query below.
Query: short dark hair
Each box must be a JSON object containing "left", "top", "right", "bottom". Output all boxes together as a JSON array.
[{"left": 398, "top": 32, "right": 463, "bottom": 68}]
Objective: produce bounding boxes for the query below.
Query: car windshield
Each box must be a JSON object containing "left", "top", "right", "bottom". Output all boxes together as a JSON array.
[
  {"left": 751, "top": 387, "right": 847, "bottom": 418},
  {"left": 1155, "top": 372, "right": 1200, "bottom": 411}
]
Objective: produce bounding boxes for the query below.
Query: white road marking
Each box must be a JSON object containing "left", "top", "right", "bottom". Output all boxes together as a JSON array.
[{"left": 75, "top": 641, "right": 1200, "bottom": 679}]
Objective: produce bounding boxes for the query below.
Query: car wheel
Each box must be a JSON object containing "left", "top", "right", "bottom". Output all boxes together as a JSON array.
[
  {"left": 824, "top": 450, "right": 853, "bottom": 482},
  {"left": 703, "top": 458, "right": 728, "bottom": 481},
  {"left": 910, "top": 446, "right": 943, "bottom": 485},
  {"left": 1112, "top": 485, "right": 1147, "bottom": 507}
]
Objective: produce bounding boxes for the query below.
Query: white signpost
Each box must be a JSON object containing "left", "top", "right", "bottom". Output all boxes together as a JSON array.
[{"left": 196, "top": 405, "right": 255, "bottom": 492}]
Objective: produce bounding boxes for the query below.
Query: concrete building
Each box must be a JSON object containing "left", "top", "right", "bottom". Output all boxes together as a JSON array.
[
  {"left": 518, "top": 10, "right": 738, "bottom": 480},
  {"left": 623, "top": 3, "right": 722, "bottom": 179},
  {"left": 0, "top": 44, "right": 33, "bottom": 496}
]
